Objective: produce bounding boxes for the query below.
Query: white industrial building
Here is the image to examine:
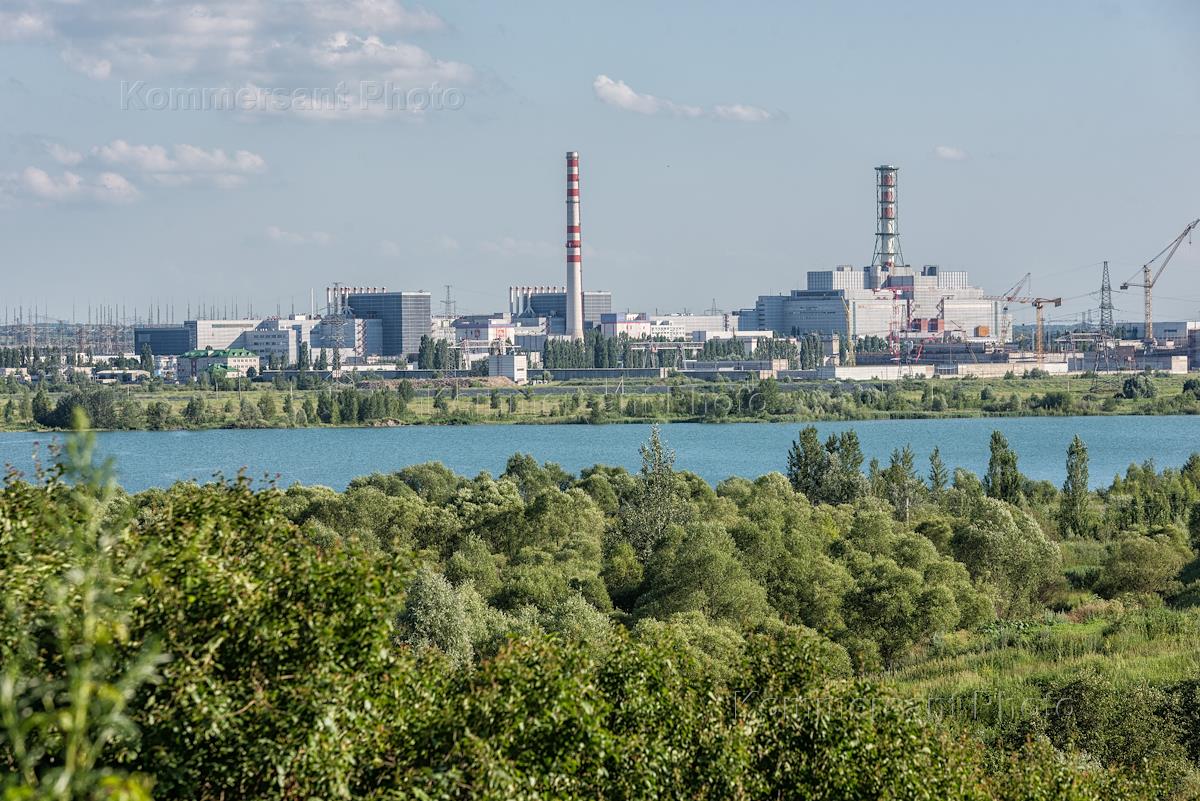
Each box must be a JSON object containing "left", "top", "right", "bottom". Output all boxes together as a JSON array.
[
  {"left": 184, "top": 314, "right": 383, "bottom": 368},
  {"left": 746, "top": 166, "right": 1010, "bottom": 343}
]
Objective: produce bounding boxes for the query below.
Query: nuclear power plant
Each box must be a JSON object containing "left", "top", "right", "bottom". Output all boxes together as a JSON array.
[
  {"left": 744, "top": 164, "right": 1011, "bottom": 347},
  {"left": 6, "top": 150, "right": 1196, "bottom": 385}
]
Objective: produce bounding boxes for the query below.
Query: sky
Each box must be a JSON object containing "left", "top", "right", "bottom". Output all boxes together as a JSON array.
[{"left": 0, "top": 0, "right": 1198, "bottom": 328}]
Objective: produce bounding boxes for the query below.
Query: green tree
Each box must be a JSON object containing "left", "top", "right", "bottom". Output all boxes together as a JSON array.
[
  {"left": 1096, "top": 527, "right": 1190, "bottom": 597},
  {"left": 928, "top": 446, "right": 948, "bottom": 496},
  {"left": 950, "top": 496, "right": 1060, "bottom": 617},
  {"left": 31, "top": 387, "right": 51, "bottom": 425},
  {"left": 620, "top": 426, "right": 694, "bottom": 559},
  {"left": 139, "top": 342, "right": 154, "bottom": 373},
  {"left": 182, "top": 395, "right": 206, "bottom": 426},
  {"left": 395, "top": 566, "right": 474, "bottom": 667},
  {"left": 1058, "top": 435, "right": 1094, "bottom": 538},
  {"left": 634, "top": 522, "right": 771, "bottom": 628},
  {"left": 984, "top": 430, "right": 1022, "bottom": 504},
  {"left": 144, "top": 400, "right": 173, "bottom": 430},
  {"left": 257, "top": 392, "right": 278, "bottom": 421},
  {"left": 786, "top": 426, "right": 828, "bottom": 501},
  {"left": 880, "top": 445, "right": 923, "bottom": 521}
]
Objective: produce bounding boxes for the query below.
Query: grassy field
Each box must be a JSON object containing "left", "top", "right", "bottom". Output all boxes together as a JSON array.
[{"left": 892, "top": 607, "right": 1200, "bottom": 699}]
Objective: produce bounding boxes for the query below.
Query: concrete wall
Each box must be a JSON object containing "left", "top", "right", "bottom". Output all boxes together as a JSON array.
[
  {"left": 543, "top": 368, "right": 667, "bottom": 381},
  {"left": 814, "top": 364, "right": 936, "bottom": 380},
  {"left": 952, "top": 362, "right": 1068, "bottom": 377}
]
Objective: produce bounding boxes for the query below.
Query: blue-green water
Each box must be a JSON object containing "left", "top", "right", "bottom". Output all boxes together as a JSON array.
[{"left": 0, "top": 416, "right": 1196, "bottom": 492}]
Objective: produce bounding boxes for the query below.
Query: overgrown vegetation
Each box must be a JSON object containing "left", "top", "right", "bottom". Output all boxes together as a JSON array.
[
  {"left": 3, "top": 370, "right": 1199, "bottom": 431},
  {"left": 6, "top": 421, "right": 1200, "bottom": 797}
]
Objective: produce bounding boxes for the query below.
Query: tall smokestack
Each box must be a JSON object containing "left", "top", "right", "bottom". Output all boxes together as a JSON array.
[
  {"left": 870, "top": 165, "right": 902, "bottom": 289},
  {"left": 565, "top": 151, "right": 584, "bottom": 340}
]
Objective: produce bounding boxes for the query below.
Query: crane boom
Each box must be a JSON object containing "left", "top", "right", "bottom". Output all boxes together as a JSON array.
[{"left": 1119, "top": 218, "right": 1200, "bottom": 344}]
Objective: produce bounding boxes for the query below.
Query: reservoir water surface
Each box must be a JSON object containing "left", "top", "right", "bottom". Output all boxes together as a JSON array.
[{"left": 0, "top": 416, "right": 1197, "bottom": 492}]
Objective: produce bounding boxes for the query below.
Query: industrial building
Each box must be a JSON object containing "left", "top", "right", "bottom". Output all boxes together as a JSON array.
[
  {"left": 133, "top": 325, "right": 191, "bottom": 356},
  {"left": 509, "top": 286, "right": 612, "bottom": 333},
  {"left": 745, "top": 166, "right": 1010, "bottom": 343},
  {"left": 185, "top": 319, "right": 262, "bottom": 351},
  {"left": 597, "top": 312, "right": 736, "bottom": 340},
  {"left": 179, "top": 314, "right": 382, "bottom": 367},
  {"left": 344, "top": 289, "right": 431, "bottom": 358}
]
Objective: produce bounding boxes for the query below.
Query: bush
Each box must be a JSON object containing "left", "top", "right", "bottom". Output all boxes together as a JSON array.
[
  {"left": 1095, "top": 528, "right": 1190, "bottom": 597},
  {"left": 1121, "top": 374, "right": 1156, "bottom": 399}
]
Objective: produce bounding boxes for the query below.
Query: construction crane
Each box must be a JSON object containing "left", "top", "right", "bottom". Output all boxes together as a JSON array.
[
  {"left": 1120, "top": 218, "right": 1200, "bottom": 345},
  {"left": 984, "top": 272, "right": 1031, "bottom": 343},
  {"left": 982, "top": 294, "right": 1062, "bottom": 362}
]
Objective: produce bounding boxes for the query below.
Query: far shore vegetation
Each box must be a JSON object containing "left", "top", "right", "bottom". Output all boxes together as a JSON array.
[{"left": 1, "top": 369, "right": 1199, "bottom": 432}]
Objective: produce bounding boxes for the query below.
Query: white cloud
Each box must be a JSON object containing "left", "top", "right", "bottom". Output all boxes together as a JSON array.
[
  {"left": 438, "top": 234, "right": 459, "bottom": 251},
  {"left": 267, "top": 225, "right": 332, "bottom": 245},
  {"left": 311, "top": 32, "right": 473, "bottom": 85},
  {"left": 379, "top": 239, "right": 402, "bottom": 257},
  {"left": 21, "top": 167, "right": 83, "bottom": 201},
  {"left": 592, "top": 75, "right": 701, "bottom": 118},
  {"left": 0, "top": 10, "right": 51, "bottom": 41},
  {"left": 593, "top": 75, "right": 774, "bottom": 122},
  {"left": 714, "top": 103, "right": 772, "bottom": 123},
  {"left": 88, "top": 140, "right": 265, "bottom": 187},
  {"left": 0, "top": 0, "right": 475, "bottom": 121},
  {"left": 60, "top": 48, "right": 112, "bottom": 80},
  {"left": 934, "top": 145, "right": 968, "bottom": 161},
  {"left": 94, "top": 171, "right": 139, "bottom": 203},
  {"left": 14, "top": 139, "right": 261, "bottom": 205},
  {"left": 93, "top": 140, "right": 266, "bottom": 174},
  {"left": 307, "top": 1, "right": 445, "bottom": 33},
  {"left": 44, "top": 141, "right": 83, "bottom": 166},
  {"left": 20, "top": 167, "right": 137, "bottom": 204}
]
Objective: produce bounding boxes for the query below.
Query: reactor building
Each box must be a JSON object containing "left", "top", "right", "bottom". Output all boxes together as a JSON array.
[{"left": 744, "top": 165, "right": 1010, "bottom": 342}]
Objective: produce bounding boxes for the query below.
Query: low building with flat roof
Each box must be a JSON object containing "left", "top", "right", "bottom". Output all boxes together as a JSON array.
[{"left": 178, "top": 347, "right": 259, "bottom": 381}]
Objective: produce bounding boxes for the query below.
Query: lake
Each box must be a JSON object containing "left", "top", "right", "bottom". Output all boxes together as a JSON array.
[{"left": 0, "top": 416, "right": 1196, "bottom": 492}]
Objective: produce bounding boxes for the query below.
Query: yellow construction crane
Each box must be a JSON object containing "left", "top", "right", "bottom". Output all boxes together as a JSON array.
[
  {"left": 983, "top": 291, "right": 1062, "bottom": 361},
  {"left": 1120, "top": 218, "right": 1200, "bottom": 345},
  {"left": 1029, "top": 297, "right": 1062, "bottom": 360}
]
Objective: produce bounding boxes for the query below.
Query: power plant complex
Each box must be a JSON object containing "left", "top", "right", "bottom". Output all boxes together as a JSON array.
[
  {"left": 2, "top": 152, "right": 1196, "bottom": 385},
  {"left": 744, "top": 165, "right": 1009, "bottom": 345}
]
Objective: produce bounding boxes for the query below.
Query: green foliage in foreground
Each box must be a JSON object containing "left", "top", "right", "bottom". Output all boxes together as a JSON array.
[{"left": 4, "top": 422, "right": 1200, "bottom": 799}]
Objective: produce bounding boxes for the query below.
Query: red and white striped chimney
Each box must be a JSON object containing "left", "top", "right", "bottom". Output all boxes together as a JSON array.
[{"left": 565, "top": 150, "right": 584, "bottom": 340}]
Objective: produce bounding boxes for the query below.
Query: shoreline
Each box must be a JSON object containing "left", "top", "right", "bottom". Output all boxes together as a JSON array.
[{"left": 0, "top": 405, "right": 1193, "bottom": 434}]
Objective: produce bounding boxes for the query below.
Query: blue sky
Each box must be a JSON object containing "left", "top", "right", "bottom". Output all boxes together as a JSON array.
[{"left": 1, "top": 0, "right": 1197, "bottom": 327}]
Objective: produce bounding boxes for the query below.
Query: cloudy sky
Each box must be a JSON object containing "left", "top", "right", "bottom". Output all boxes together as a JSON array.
[{"left": 1, "top": 0, "right": 1198, "bottom": 325}]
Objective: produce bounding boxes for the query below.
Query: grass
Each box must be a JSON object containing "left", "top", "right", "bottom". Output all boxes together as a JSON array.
[{"left": 888, "top": 606, "right": 1200, "bottom": 731}]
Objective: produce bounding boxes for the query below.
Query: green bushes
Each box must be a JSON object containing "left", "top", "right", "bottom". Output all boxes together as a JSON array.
[
  {"left": 6, "top": 425, "right": 1200, "bottom": 799},
  {"left": 1122, "top": 373, "right": 1157, "bottom": 399}
]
